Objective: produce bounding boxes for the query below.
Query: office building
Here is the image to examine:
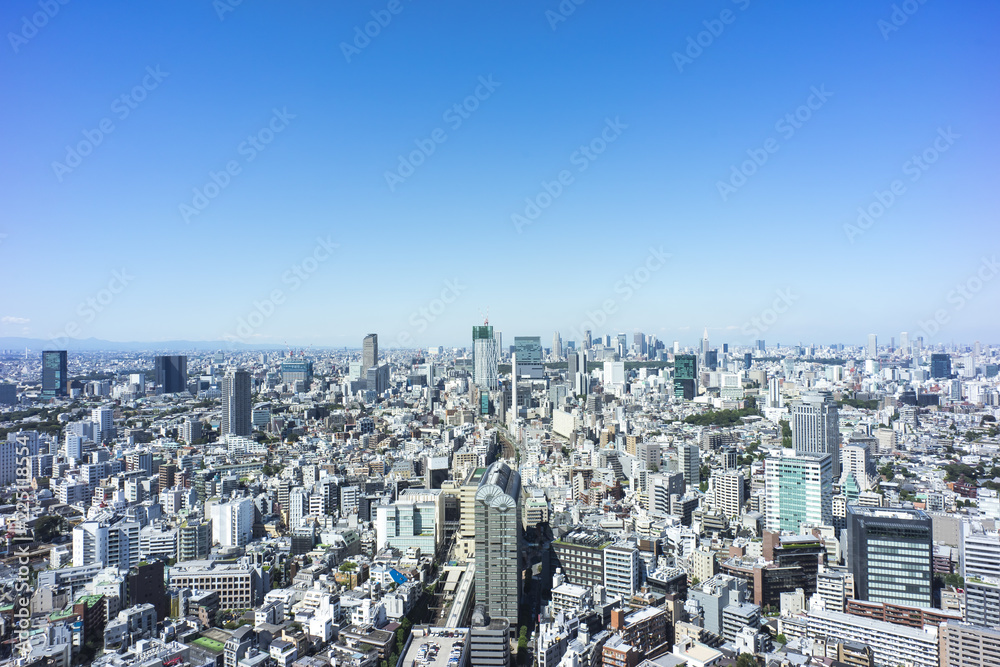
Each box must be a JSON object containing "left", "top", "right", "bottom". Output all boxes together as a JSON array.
[
  {"left": 280, "top": 358, "right": 312, "bottom": 389},
  {"left": 673, "top": 354, "right": 697, "bottom": 400},
  {"left": 474, "top": 461, "right": 522, "bottom": 628},
  {"left": 866, "top": 334, "right": 877, "bottom": 359},
  {"left": 514, "top": 336, "right": 543, "bottom": 379},
  {"left": 362, "top": 334, "right": 378, "bottom": 374},
  {"left": 764, "top": 452, "right": 833, "bottom": 532},
  {"left": 168, "top": 560, "right": 266, "bottom": 610},
  {"left": 552, "top": 331, "right": 562, "bottom": 359},
  {"left": 92, "top": 405, "right": 115, "bottom": 444},
  {"left": 472, "top": 325, "right": 500, "bottom": 391},
  {"left": 791, "top": 391, "right": 841, "bottom": 477},
  {"left": 154, "top": 355, "right": 187, "bottom": 394},
  {"left": 222, "top": 369, "right": 251, "bottom": 437},
  {"left": 42, "top": 350, "right": 68, "bottom": 398},
  {"left": 931, "top": 353, "right": 952, "bottom": 379},
  {"left": 690, "top": 574, "right": 746, "bottom": 637},
  {"left": 846, "top": 506, "right": 932, "bottom": 608},
  {"left": 376, "top": 495, "right": 440, "bottom": 554},
  {"left": 0, "top": 383, "right": 16, "bottom": 405},
  {"left": 961, "top": 520, "right": 1000, "bottom": 580},
  {"left": 550, "top": 528, "right": 612, "bottom": 590}
]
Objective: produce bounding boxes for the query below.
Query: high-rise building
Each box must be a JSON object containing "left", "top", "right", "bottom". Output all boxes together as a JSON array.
[
  {"left": 765, "top": 452, "right": 833, "bottom": 532},
  {"left": 714, "top": 471, "right": 745, "bottom": 518},
  {"left": 792, "top": 391, "right": 841, "bottom": 478},
  {"left": 931, "top": 353, "right": 952, "bottom": 379},
  {"left": 584, "top": 329, "right": 592, "bottom": 350},
  {"left": 92, "top": 405, "right": 115, "bottom": 444},
  {"left": 154, "top": 355, "right": 188, "bottom": 394},
  {"left": 42, "top": 350, "right": 68, "bottom": 398},
  {"left": 846, "top": 505, "right": 932, "bottom": 608},
  {"left": 767, "top": 377, "right": 783, "bottom": 408},
  {"left": 866, "top": 334, "right": 877, "bottom": 359},
  {"left": 362, "top": 334, "right": 378, "bottom": 375},
  {"left": 634, "top": 331, "right": 646, "bottom": 356},
  {"left": 552, "top": 332, "right": 562, "bottom": 359},
  {"left": 567, "top": 351, "right": 580, "bottom": 377},
  {"left": 674, "top": 354, "right": 697, "bottom": 400},
  {"left": 961, "top": 520, "right": 1000, "bottom": 580},
  {"left": 474, "top": 461, "right": 522, "bottom": 627},
  {"left": 604, "top": 542, "right": 641, "bottom": 601},
  {"left": 900, "top": 331, "right": 910, "bottom": 353},
  {"left": 473, "top": 325, "right": 500, "bottom": 391},
  {"left": 211, "top": 497, "right": 254, "bottom": 548},
  {"left": 222, "top": 369, "right": 251, "bottom": 437},
  {"left": 840, "top": 445, "right": 872, "bottom": 490},
  {"left": 678, "top": 443, "right": 700, "bottom": 488},
  {"left": 514, "top": 336, "right": 543, "bottom": 379},
  {"left": 280, "top": 358, "right": 312, "bottom": 389}
]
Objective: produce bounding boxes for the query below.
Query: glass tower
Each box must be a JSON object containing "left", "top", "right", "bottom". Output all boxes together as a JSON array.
[
  {"left": 847, "top": 506, "right": 932, "bottom": 608},
  {"left": 42, "top": 350, "right": 68, "bottom": 398}
]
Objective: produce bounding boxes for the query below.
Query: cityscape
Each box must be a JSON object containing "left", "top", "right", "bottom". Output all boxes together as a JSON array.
[{"left": 2, "top": 2, "right": 999, "bottom": 667}]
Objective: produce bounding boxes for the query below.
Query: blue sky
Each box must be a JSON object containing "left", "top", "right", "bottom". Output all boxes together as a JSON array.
[{"left": 1, "top": 0, "right": 998, "bottom": 349}]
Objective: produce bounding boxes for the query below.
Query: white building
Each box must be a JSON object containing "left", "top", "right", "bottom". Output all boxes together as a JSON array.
[{"left": 211, "top": 497, "right": 254, "bottom": 548}]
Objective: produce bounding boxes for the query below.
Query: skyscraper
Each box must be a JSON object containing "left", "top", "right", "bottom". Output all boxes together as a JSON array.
[
  {"left": 514, "top": 336, "right": 543, "bottom": 379},
  {"left": 867, "top": 334, "right": 877, "bottom": 359},
  {"left": 847, "top": 506, "right": 932, "bottom": 608},
  {"left": 673, "top": 354, "right": 697, "bottom": 400},
  {"left": 931, "top": 353, "right": 952, "bottom": 379},
  {"left": 634, "top": 331, "right": 646, "bottom": 356},
  {"left": 764, "top": 452, "right": 833, "bottom": 532},
  {"left": 792, "top": 391, "right": 841, "bottom": 478},
  {"left": 678, "top": 442, "right": 700, "bottom": 487},
  {"left": 474, "top": 461, "right": 522, "bottom": 628},
  {"left": 222, "top": 369, "right": 251, "bottom": 437},
  {"left": 472, "top": 325, "right": 500, "bottom": 391},
  {"left": 900, "top": 331, "right": 910, "bottom": 353},
  {"left": 154, "top": 355, "right": 188, "bottom": 394},
  {"left": 42, "top": 350, "right": 68, "bottom": 398},
  {"left": 552, "top": 331, "right": 562, "bottom": 359},
  {"left": 584, "top": 329, "right": 592, "bottom": 350},
  {"left": 362, "top": 334, "right": 378, "bottom": 375}
]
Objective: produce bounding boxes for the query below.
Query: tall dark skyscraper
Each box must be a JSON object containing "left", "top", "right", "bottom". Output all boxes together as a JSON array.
[
  {"left": 474, "top": 461, "right": 522, "bottom": 629},
  {"left": 931, "top": 353, "right": 952, "bottom": 379},
  {"left": 847, "top": 506, "right": 932, "bottom": 608},
  {"left": 673, "top": 354, "right": 697, "bottom": 400},
  {"left": 362, "top": 334, "right": 378, "bottom": 375},
  {"left": 222, "top": 369, "right": 252, "bottom": 437},
  {"left": 154, "top": 355, "right": 188, "bottom": 394},
  {"left": 41, "top": 350, "right": 68, "bottom": 398}
]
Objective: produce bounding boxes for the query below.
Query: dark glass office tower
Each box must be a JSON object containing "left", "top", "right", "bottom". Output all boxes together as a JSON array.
[
  {"left": 42, "top": 350, "right": 68, "bottom": 398},
  {"left": 673, "top": 354, "right": 697, "bottom": 400},
  {"left": 847, "top": 506, "right": 932, "bottom": 608},
  {"left": 154, "top": 355, "right": 188, "bottom": 394},
  {"left": 930, "top": 353, "right": 952, "bottom": 379}
]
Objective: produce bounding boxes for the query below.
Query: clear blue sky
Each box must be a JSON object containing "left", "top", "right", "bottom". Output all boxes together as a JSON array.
[{"left": 2, "top": 0, "right": 998, "bottom": 349}]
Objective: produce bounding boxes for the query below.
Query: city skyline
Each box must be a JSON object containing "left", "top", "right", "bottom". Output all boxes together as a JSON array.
[{"left": 2, "top": 2, "right": 998, "bottom": 346}]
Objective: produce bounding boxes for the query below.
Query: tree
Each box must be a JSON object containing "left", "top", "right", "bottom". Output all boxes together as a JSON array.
[
  {"left": 779, "top": 420, "right": 793, "bottom": 448},
  {"left": 736, "top": 653, "right": 756, "bottom": 667},
  {"left": 775, "top": 633, "right": 787, "bottom": 645}
]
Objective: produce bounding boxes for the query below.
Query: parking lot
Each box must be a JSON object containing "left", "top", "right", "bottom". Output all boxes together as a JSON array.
[{"left": 402, "top": 628, "right": 468, "bottom": 667}]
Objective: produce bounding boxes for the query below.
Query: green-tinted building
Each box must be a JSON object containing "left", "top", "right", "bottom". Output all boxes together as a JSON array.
[{"left": 673, "top": 354, "right": 697, "bottom": 399}]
